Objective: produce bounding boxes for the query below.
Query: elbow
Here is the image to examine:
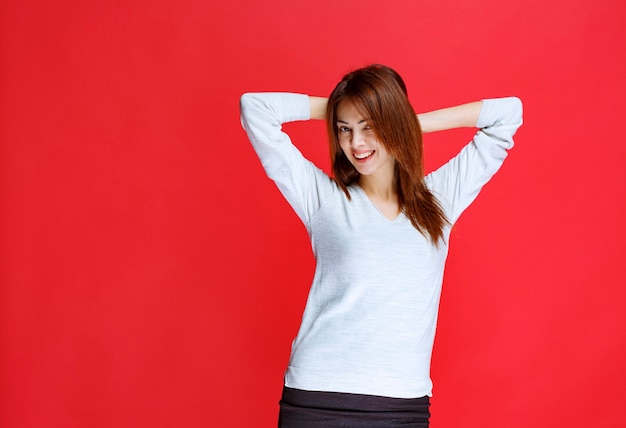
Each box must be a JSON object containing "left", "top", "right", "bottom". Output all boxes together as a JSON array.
[
  {"left": 240, "top": 92, "right": 266, "bottom": 110},
  {"left": 240, "top": 92, "right": 256, "bottom": 113},
  {"left": 510, "top": 97, "right": 523, "bottom": 125},
  {"left": 240, "top": 92, "right": 264, "bottom": 124},
  {"left": 497, "top": 97, "right": 523, "bottom": 131}
]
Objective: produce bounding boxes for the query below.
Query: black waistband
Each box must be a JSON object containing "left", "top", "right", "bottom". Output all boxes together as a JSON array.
[{"left": 280, "top": 386, "right": 430, "bottom": 413}]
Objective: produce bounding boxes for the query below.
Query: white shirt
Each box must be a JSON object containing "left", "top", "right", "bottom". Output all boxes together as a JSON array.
[{"left": 240, "top": 92, "right": 523, "bottom": 398}]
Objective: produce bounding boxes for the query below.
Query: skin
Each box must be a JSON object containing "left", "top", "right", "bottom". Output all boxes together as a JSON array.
[{"left": 307, "top": 95, "right": 483, "bottom": 220}]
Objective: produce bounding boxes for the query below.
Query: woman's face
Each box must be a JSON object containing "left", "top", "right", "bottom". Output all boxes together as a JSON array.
[{"left": 336, "top": 99, "right": 395, "bottom": 180}]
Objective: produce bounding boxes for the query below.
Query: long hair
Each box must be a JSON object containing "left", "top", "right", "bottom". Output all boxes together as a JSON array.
[{"left": 326, "top": 64, "right": 449, "bottom": 245}]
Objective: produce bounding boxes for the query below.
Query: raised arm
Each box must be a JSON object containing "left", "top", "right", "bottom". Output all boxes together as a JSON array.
[
  {"left": 239, "top": 92, "right": 337, "bottom": 225},
  {"left": 417, "top": 101, "right": 483, "bottom": 133},
  {"left": 425, "top": 96, "right": 523, "bottom": 224}
]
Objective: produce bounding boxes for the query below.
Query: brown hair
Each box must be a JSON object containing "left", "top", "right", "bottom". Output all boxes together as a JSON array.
[{"left": 326, "top": 64, "right": 449, "bottom": 245}]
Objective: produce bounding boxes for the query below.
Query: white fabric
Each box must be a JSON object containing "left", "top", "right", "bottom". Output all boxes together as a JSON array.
[{"left": 240, "top": 92, "right": 523, "bottom": 398}]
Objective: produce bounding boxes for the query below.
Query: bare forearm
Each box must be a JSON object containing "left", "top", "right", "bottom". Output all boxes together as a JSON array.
[
  {"left": 308, "top": 96, "right": 482, "bottom": 130},
  {"left": 309, "top": 96, "right": 328, "bottom": 120},
  {"left": 417, "top": 101, "right": 483, "bottom": 133}
]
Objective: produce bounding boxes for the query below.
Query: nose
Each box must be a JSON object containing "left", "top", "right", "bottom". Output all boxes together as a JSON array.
[{"left": 350, "top": 130, "right": 366, "bottom": 148}]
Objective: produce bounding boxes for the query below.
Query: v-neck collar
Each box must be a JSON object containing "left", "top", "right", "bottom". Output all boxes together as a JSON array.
[{"left": 353, "top": 185, "right": 404, "bottom": 223}]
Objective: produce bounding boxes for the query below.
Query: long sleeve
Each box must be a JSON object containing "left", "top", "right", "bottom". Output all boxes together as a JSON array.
[
  {"left": 426, "top": 97, "right": 523, "bottom": 224},
  {"left": 240, "top": 92, "right": 337, "bottom": 226}
]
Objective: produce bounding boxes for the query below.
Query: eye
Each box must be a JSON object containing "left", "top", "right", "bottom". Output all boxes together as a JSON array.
[{"left": 338, "top": 126, "right": 351, "bottom": 133}]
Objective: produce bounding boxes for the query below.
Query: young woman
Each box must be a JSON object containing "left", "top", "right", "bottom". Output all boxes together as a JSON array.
[{"left": 240, "top": 64, "right": 523, "bottom": 427}]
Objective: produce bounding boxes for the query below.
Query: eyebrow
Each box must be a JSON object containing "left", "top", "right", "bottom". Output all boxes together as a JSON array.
[{"left": 336, "top": 119, "right": 369, "bottom": 124}]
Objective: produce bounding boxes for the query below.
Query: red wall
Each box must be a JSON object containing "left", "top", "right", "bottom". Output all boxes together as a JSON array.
[{"left": 1, "top": 1, "right": 625, "bottom": 427}]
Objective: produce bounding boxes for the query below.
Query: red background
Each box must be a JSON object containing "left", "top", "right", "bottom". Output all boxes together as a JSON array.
[{"left": 1, "top": 1, "right": 625, "bottom": 427}]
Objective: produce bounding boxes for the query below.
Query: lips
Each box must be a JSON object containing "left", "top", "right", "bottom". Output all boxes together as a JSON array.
[{"left": 353, "top": 150, "right": 374, "bottom": 162}]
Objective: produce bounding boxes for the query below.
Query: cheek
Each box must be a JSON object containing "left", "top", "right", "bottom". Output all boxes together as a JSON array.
[
  {"left": 338, "top": 140, "right": 351, "bottom": 155},
  {"left": 373, "top": 139, "right": 387, "bottom": 154},
  {"left": 372, "top": 142, "right": 392, "bottom": 163}
]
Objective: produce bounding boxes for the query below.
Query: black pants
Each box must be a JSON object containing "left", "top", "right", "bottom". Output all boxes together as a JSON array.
[{"left": 278, "top": 386, "right": 430, "bottom": 427}]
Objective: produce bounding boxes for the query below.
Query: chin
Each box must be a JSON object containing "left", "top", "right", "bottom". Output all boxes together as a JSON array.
[{"left": 356, "top": 168, "right": 375, "bottom": 176}]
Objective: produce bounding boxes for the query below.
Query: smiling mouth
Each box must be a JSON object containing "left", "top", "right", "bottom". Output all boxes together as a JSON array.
[{"left": 353, "top": 150, "right": 374, "bottom": 161}]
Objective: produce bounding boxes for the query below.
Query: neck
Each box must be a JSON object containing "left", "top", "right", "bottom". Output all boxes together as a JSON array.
[{"left": 358, "top": 171, "right": 397, "bottom": 201}]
